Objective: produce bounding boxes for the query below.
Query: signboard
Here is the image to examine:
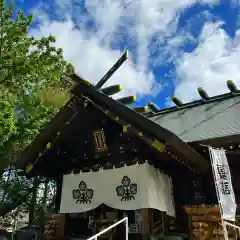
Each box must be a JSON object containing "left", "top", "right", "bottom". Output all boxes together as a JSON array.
[
  {"left": 93, "top": 129, "right": 108, "bottom": 152},
  {"left": 209, "top": 148, "right": 236, "bottom": 221}
]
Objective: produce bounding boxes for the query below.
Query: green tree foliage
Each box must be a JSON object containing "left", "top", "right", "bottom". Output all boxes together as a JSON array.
[
  {"left": 0, "top": 0, "right": 74, "bottom": 218},
  {"left": 0, "top": 0, "right": 74, "bottom": 173},
  {"left": 0, "top": 168, "right": 32, "bottom": 209}
]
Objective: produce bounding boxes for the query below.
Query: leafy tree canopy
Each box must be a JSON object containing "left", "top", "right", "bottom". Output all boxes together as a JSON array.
[{"left": 0, "top": 0, "right": 74, "bottom": 173}]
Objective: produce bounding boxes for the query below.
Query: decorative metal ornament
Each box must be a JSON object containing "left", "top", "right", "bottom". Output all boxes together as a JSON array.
[
  {"left": 72, "top": 181, "right": 94, "bottom": 204},
  {"left": 93, "top": 129, "right": 108, "bottom": 152},
  {"left": 116, "top": 176, "right": 137, "bottom": 201}
]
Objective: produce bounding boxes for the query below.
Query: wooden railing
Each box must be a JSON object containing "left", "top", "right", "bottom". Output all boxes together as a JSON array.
[{"left": 87, "top": 217, "right": 128, "bottom": 240}]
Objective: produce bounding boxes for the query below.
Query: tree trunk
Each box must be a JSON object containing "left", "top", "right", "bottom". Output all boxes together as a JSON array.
[{"left": 54, "top": 176, "right": 63, "bottom": 213}]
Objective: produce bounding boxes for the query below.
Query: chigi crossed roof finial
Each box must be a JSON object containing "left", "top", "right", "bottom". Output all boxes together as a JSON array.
[
  {"left": 95, "top": 50, "right": 128, "bottom": 89},
  {"left": 71, "top": 50, "right": 155, "bottom": 114}
]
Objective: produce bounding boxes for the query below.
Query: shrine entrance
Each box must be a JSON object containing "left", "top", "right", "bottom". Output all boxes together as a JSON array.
[
  {"left": 43, "top": 163, "right": 179, "bottom": 240},
  {"left": 64, "top": 206, "right": 142, "bottom": 240},
  {"left": 44, "top": 206, "right": 183, "bottom": 240}
]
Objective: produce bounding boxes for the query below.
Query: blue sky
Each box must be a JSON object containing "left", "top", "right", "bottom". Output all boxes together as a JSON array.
[{"left": 9, "top": 0, "right": 240, "bottom": 109}]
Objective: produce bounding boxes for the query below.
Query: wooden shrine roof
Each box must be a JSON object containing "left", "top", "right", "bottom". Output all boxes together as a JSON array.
[{"left": 17, "top": 75, "right": 210, "bottom": 176}]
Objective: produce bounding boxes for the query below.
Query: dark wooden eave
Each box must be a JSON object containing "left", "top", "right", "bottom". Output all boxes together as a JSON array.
[
  {"left": 17, "top": 76, "right": 210, "bottom": 173},
  {"left": 72, "top": 77, "right": 209, "bottom": 172},
  {"left": 191, "top": 134, "right": 240, "bottom": 148},
  {"left": 190, "top": 134, "right": 240, "bottom": 165}
]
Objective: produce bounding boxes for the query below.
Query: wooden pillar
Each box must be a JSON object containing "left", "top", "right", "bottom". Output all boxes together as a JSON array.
[
  {"left": 141, "top": 209, "right": 152, "bottom": 240},
  {"left": 162, "top": 212, "right": 169, "bottom": 235},
  {"left": 55, "top": 175, "right": 63, "bottom": 213},
  {"left": 187, "top": 214, "right": 193, "bottom": 240}
]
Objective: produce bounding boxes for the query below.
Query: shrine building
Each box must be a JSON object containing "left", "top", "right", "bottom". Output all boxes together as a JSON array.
[{"left": 17, "top": 52, "right": 240, "bottom": 240}]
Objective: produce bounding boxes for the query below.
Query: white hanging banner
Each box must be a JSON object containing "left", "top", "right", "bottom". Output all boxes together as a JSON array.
[
  {"left": 60, "top": 163, "right": 175, "bottom": 217},
  {"left": 209, "top": 148, "right": 236, "bottom": 221}
]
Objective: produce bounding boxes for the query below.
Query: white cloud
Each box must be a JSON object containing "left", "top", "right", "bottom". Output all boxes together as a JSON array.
[
  {"left": 174, "top": 21, "right": 240, "bottom": 102},
  {"left": 30, "top": 19, "right": 160, "bottom": 97},
  {"left": 31, "top": 0, "right": 217, "bottom": 98}
]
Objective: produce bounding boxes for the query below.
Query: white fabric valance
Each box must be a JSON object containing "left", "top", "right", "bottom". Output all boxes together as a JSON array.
[{"left": 60, "top": 163, "right": 175, "bottom": 217}]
